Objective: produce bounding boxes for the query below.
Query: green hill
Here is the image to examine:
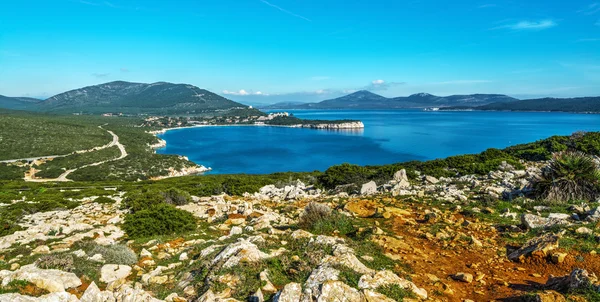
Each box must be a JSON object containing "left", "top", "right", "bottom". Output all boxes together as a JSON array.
[
  {"left": 0, "top": 95, "right": 43, "bottom": 111},
  {"left": 34, "top": 81, "right": 247, "bottom": 115},
  {"left": 475, "top": 97, "right": 600, "bottom": 113}
]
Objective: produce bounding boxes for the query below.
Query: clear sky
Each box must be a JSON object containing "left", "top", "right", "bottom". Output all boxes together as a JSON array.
[{"left": 1, "top": 0, "right": 599, "bottom": 105}]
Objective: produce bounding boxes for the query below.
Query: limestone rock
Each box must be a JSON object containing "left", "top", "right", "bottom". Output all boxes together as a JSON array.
[
  {"left": 452, "top": 272, "right": 473, "bottom": 283},
  {"left": 273, "top": 283, "right": 303, "bottom": 302},
  {"left": 360, "top": 182, "right": 378, "bottom": 196},
  {"left": 358, "top": 270, "right": 427, "bottom": 300},
  {"left": 363, "top": 290, "right": 395, "bottom": 302},
  {"left": 317, "top": 281, "right": 364, "bottom": 302},
  {"left": 521, "top": 214, "right": 569, "bottom": 229},
  {"left": 100, "top": 264, "right": 132, "bottom": 284},
  {"left": 0, "top": 292, "right": 78, "bottom": 302},
  {"left": 508, "top": 233, "right": 560, "bottom": 262},
  {"left": 344, "top": 200, "right": 380, "bottom": 218},
  {"left": 0, "top": 264, "right": 82, "bottom": 293},
  {"left": 533, "top": 290, "right": 566, "bottom": 302}
]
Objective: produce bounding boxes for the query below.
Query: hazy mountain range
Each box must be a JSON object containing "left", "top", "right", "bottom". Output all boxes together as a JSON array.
[
  {"left": 259, "top": 90, "right": 518, "bottom": 109},
  {"left": 1, "top": 81, "right": 598, "bottom": 114}
]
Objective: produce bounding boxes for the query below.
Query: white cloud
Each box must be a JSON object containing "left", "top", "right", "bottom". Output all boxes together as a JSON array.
[
  {"left": 92, "top": 73, "right": 109, "bottom": 78},
  {"left": 492, "top": 20, "right": 557, "bottom": 31},
  {"left": 222, "top": 89, "right": 267, "bottom": 96},
  {"left": 478, "top": 4, "right": 497, "bottom": 8},
  {"left": 372, "top": 79, "right": 385, "bottom": 85},
  {"left": 578, "top": 3, "right": 600, "bottom": 15}
]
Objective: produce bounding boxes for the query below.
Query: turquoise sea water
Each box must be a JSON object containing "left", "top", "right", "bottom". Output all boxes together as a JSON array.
[{"left": 156, "top": 110, "right": 600, "bottom": 174}]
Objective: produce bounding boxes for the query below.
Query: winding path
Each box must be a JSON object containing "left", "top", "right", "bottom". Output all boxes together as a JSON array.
[{"left": 25, "top": 126, "right": 128, "bottom": 182}]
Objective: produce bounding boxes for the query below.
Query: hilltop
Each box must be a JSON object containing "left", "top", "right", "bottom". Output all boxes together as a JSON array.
[
  {"left": 0, "top": 95, "right": 43, "bottom": 111},
  {"left": 473, "top": 96, "right": 600, "bottom": 113},
  {"left": 0, "top": 81, "right": 248, "bottom": 115},
  {"left": 260, "top": 91, "right": 517, "bottom": 109}
]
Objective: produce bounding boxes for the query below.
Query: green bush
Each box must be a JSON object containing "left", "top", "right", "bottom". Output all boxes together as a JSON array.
[
  {"left": 122, "top": 190, "right": 165, "bottom": 213},
  {"left": 298, "top": 203, "right": 355, "bottom": 235},
  {"left": 123, "top": 203, "right": 196, "bottom": 238},
  {"left": 162, "top": 187, "right": 192, "bottom": 206},
  {"left": 94, "top": 196, "right": 115, "bottom": 204},
  {"left": 376, "top": 284, "right": 415, "bottom": 301},
  {"left": 534, "top": 151, "right": 600, "bottom": 203}
]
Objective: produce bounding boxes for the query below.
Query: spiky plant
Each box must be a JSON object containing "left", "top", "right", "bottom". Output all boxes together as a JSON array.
[{"left": 534, "top": 151, "right": 600, "bottom": 203}]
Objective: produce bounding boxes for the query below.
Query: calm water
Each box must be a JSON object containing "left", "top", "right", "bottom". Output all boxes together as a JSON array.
[{"left": 157, "top": 110, "right": 600, "bottom": 174}]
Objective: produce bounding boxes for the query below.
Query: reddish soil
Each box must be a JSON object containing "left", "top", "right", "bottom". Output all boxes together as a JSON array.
[{"left": 380, "top": 203, "right": 600, "bottom": 301}]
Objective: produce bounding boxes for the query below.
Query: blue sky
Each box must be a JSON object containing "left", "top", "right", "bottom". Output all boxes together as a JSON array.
[{"left": 1, "top": 0, "right": 599, "bottom": 105}]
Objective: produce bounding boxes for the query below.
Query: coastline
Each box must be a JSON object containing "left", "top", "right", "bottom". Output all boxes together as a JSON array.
[{"left": 149, "top": 121, "right": 365, "bottom": 177}]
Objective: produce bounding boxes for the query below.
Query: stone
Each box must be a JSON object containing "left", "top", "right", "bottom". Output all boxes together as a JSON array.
[
  {"left": 9, "top": 263, "right": 19, "bottom": 271},
  {"left": 250, "top": 289, "right": 264, "bottom": 302},
  {"left": 273, "top": 282, "right": 302, "bottom": 302},
  {"left": 548, "top": 213, "right": 570, "bottom": 220},
  {"left": 317, "top": 281, "right": 364, "bottom": 302},
  {"left": 508, "top": 233, "right": 561, "bottom": 262},
  {"left": 546, "top": 268, "right": 599, "bottom": 291},
  {"left": 100, "top": 264, "right": 132, "bottom": 284},
  {"left": 0, "top": 292, "right": 78, "bottom": 302},
  {"left": 344, "top": 200, "right": 381, "bottom": 218},
  {"left": 260, "top": 271, "right": 278, "bottom": 293},
  {"left": 229, "top": 226, "right": 243, "bottom": 236},
  {"left": 576, "top": 227, "right": 593, "bottom": 235},
  {"left": 212, "top": 237, "right": 271, "bottom": 269},
  {"left": 179, "top": 252, "right": 189, "bottom": 261},
  {"left": 424, "top": 175, "right": 439, "bottom": 184},
  {"left": 358, "top": 270, "right": 427, "bottom": 300},
  {"left": 0, "top": 264, "right": 82, "bottom": 293},
  {"left": 533, "top": 290, "right": 566, "bottom": 302},
  {"left": 551, "top": 253, "right": 567, "bottom": 264},
  {"left": 32, "top": 245, "right": 50, "bottom": 255},
  {"left": 363, "top": 290, "right": 396, "bottom": 302},
  {"left": 140, "top": 248, "right": 152, "bottom": 257},
  {"left": 360, "top": 181, "right": 378, "bottom": 196},
  {"left": 452, "top": 272, "right": 473, "bottom": 283},
  {"left": 521, "top": 214, "right": 569, "bottom": 229}
]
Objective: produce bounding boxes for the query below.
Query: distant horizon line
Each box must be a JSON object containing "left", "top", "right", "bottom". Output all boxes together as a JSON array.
[{"left": 1, "top": 80, "right": 599, "bottom": 104}]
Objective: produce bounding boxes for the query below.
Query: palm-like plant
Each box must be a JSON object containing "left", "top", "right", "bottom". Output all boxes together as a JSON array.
[{"left": 535, "top": 151, "right": 600, "bottom": 203}]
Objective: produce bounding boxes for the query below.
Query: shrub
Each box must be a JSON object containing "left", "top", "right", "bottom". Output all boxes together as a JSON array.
[
  {"left": 123, "top": 203, "right": 196, "bottom": 239},
  {"left": 534, "top": 151, "right": 600, "bottom": 203},
  {"left": 376, "top": 284, "right": 415, "bottom": 301},
  {"left": 87, "top": 243, "right": 138, "bottom": 265},
  {"left": 122, "top": 190, "right": 165, "bottom": 213},
  {"left": 298, "top": 203, "right": 355, "bottom": 235},
  {"left": 94, "top": 196, "right": 115, "bottom": 204},
  {"left": 161, "top": 187, "right": 192, "bottom": 206},
  {"left": 36, "top": 254, "right": 75, "bottom": 271}
]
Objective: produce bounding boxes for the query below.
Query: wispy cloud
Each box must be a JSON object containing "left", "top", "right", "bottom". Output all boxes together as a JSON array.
[
  {"left": 92, "top": 73, "right": 110, "bottom": 78},
  {"left": 596, "top": 19, "right": 600, "bottom": 26},
  {"left": 492, "top": 19, "right": 557, "bottom": 31},
  {"left": 367, "top": 79, "right": 405, "bottom": 91},
  {"left": 258, "top": 0, "right": 311, "bottom": 22},
  {"left": 433, "top": 80, "right": 492, "bottom": 85},
  {"left": 120, "top": 68, "right": 130, "bottom": 73},
  {"left": 478, "top": 4, "right": 497, "bottom": 8},
  {"left": 576, "top": 38, "right": 600, "bottom": 42},
  {"left": 222, "top": 89, "right": 267, "bottom": 96},
  {"left": 578, "top": 3, "right": 600, "bottom": 15}
]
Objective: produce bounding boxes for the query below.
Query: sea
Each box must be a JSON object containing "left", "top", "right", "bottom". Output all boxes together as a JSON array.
[{"left": 156, "top": 110, "right": 600, "bottom": 174}]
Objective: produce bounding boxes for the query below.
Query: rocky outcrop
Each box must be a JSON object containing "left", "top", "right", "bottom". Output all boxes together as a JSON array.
[
  {"left": 0, "top": 264, "right": 82, "bottom": 293},
  {"left": 508, "top": 233, "right": 561, "bottom": 262}
]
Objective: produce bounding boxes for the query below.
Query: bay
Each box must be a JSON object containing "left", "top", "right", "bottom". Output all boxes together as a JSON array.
[{"left": 156, "top": 110, "right": 600, "bottom": 174}]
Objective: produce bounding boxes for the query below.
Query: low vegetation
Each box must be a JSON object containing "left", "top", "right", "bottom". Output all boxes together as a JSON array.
[{"left": 534, "top": 151, "right": 600, "bottom": 203}]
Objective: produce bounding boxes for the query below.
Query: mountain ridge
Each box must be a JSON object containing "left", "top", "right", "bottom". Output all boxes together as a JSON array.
[
  {"left": 259, "top": 91, "right": 518, "bottom": 109},
  {"left": 37, "top": 81, "right": 246, "bottom": 114}
]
